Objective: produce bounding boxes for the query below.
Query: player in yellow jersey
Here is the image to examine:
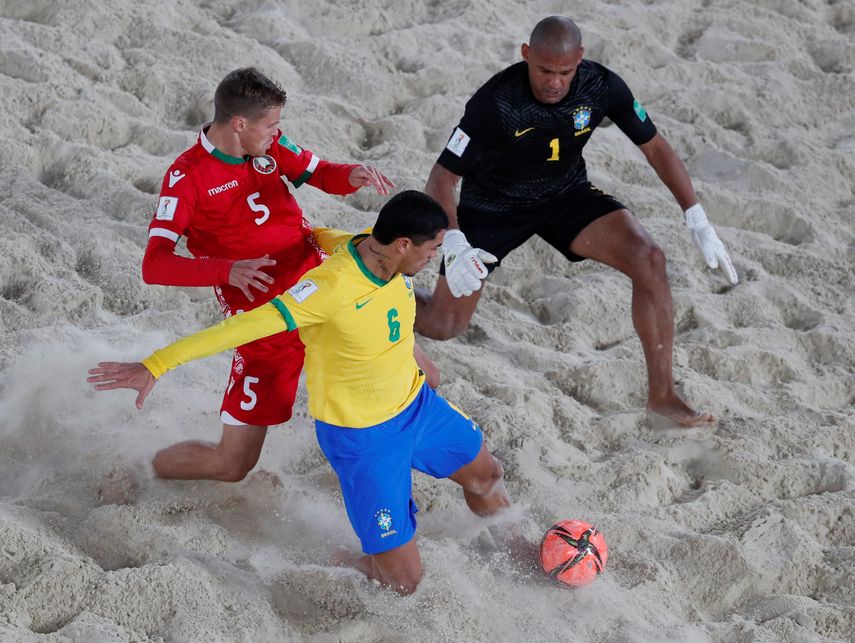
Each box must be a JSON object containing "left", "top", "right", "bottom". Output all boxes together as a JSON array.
[{"left": 89, "top": 191, "right": 511, "bottom": 595}]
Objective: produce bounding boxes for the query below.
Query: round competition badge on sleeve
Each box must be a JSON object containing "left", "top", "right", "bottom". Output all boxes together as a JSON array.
[{"left": 253, "top": 155, "right": 277, "bottom": 175}]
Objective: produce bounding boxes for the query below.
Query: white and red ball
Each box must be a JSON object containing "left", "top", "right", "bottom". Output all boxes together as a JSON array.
[{"left": 539, "top": 519, "right": 608, "bottom": 587}]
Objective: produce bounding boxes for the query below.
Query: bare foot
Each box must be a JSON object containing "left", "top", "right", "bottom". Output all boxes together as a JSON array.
[{"left": 647, "top": 394, "right": 716, "bottom": 427}]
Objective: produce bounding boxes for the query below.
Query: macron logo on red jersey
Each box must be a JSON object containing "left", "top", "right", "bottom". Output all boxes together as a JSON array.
[
  {"left": 208, "top": 180, "right": 238, "bottom": 196},
  {"left": 167, "top": 169, "right": 185, "bottom": 188}
]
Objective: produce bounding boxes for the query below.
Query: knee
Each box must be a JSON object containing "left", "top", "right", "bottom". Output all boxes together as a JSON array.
[
  {"left": 433, "top": 323, "right": 466, "bottom": 341},
  {"left": 415, "top": 290, "right": 473, "bottom": 340},
  {"left": 632, "top": 241, "right": 667, "bottom": 282},
  {"left": 420, "top": 313, "right": 470, "bottom": 341},
  {"left": 446, "top": 315, "right": 472, "bottom": 339}
]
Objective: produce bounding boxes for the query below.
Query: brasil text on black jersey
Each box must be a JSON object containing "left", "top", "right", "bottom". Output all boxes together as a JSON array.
[{"left": 437, "top": 60, "right": 658, "bottom": 215}]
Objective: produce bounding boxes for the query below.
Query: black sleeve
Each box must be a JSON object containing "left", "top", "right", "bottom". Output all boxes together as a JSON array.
[
  {"left": 605, "top": 70, "right": 657, "bottom": 146},
  {"left": 435, "top": 88, "right": 500, "bottom": 177}
]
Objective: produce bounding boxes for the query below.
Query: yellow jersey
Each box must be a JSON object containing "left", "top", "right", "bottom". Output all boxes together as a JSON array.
[{"left": 143, "top": 231, "right": 425, "bottom": 428}]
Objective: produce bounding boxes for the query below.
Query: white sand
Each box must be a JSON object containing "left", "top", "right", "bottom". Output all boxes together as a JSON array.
[{"left": 1, "top": 0, "right": 854, "bottom": 640}]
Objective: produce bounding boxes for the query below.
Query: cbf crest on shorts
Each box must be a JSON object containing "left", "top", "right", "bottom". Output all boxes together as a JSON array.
[{"left": 375, "top": 509, "right": 397, "bottom": 538}]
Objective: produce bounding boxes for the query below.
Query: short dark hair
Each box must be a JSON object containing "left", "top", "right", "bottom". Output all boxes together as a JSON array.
[
  {"left": 372, "top": 190, "right": 449, "bottom": 245},
  {"left": 213, "top": 67, "right": 287, "bottom": 123}
]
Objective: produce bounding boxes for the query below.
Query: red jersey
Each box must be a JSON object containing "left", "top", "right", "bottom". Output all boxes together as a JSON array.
[{"left": 147, "top": 125, "right": 357, "bottom": 313}]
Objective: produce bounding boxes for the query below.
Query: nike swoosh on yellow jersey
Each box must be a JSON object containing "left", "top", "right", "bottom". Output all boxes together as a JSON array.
[
  {"left": 355, "top": 299, "right": 373, "bottom": 309},
  {"left": 514, "top": 127, "right": 535, "bottom": 137}
]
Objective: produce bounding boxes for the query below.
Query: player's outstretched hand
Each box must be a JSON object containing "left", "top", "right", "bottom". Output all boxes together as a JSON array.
[
  {"left": 88, "top": 362, "right": 156, "bottom": 410},
  {"left": 229, "top": 254, "right": 277, "bottom": 302},
  {"left": 442, "top": 229, "right": 497, "bottom": 298},
  {"left": 685, "top": 204, "right": 738, "bottom": 285},
  {"left": 349, "top": 165, "right": 395, "bottom": 196}
]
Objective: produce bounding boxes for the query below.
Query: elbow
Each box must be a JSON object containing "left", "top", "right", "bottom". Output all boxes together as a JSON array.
[
  {"left": 140, "top": 257, "right": 168, "bottom": 285},
  {"left": 141, "top": 258, "right": 168, "bottom": 286},
  {"left": 140, "top": 262, "right": 156, "bottom": 285}
]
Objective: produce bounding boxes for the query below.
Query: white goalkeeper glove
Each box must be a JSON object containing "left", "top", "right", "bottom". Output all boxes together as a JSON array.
[
  {"left": 685, "top": 204, "right": 738, "bottom": 284},
  {"left": 441, "top": 229, "right": 497, "bottom": 297}
]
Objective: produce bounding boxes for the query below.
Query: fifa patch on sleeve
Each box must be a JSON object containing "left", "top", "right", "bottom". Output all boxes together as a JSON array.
[
  {"left": 278, "top": 133, "right": 303, "bottom": 156},
  {"left": 633, "top": 100, "right": 648, "bottom": 122},
  {"left": 287, "top": 279, "right": 318, "bottom": 302},
  {"left": 445, "top": 127, "right": 471, "bottom": 157},
  {"left": 155, "top": 196, "right": 179, "bottom": 221}
]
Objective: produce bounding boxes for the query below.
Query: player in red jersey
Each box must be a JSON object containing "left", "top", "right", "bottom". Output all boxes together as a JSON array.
[{"left": 141, "top": 67, "right": 398, "bottom": 483}]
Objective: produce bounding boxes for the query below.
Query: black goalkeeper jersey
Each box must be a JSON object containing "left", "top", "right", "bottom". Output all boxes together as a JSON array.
[{"left": 437, "top": 60, "right": 657, "bottom": 215}]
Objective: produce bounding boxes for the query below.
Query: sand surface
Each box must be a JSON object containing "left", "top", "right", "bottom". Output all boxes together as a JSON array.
[{"left": 1, "top": 0, "right": 854, "bottom": 641}]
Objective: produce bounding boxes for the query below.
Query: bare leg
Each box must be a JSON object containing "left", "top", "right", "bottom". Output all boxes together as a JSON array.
[
  {"left": 332, "top": 447, "right": 511, "bottom": 592},
  {"left": 414, "top": 276, "right": 484, "bottom": 340},
  {"left": 447, "top": 443, "right": 539, "bottom": 568},
  {"left": 570, "top": 209, "right": 715, "bottom": 427},
  {"left": 152, "top": 423, "right": 268, "bottom": 482},
  {"left": 448, "top": 443, "right": 510, "bottom": 516},
  {"left": 331, "top": 539, "right": 423, "bottom": 596}
]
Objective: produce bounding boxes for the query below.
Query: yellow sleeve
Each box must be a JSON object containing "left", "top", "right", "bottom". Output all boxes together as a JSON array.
[
  {"left": 312, "top": 227, "right": 371, "bottom": 256},
  {"left": 273, "top": 272, "right": 340, "bottom": 329},
  {"left": 141, "top": 303, "right": 290, "bottom": 379}
]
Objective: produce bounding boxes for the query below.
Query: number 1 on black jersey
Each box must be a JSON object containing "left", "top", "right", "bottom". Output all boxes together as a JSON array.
[{"left": 547, "top": 138, "right": 560, "bottom": 161}]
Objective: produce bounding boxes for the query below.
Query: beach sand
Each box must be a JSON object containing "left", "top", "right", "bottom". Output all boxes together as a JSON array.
[{"left": 1, "top": 0, "right": 854, "bottom": 640}]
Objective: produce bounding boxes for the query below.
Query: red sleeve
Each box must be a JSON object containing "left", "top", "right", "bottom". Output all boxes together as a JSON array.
[
  {"left": 141, "top": 236, "right": 234, "bottom": 287},
  {"left": 272, "top": 131, "right": 358, "bottom": 195},
  {"left": 306, "top": 160, "right": 360, "bottom": 195}
]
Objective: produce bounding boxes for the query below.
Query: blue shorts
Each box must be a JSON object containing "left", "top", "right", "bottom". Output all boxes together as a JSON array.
[{"left": 315, "top": 383, "right": 483, "bottom": 555}]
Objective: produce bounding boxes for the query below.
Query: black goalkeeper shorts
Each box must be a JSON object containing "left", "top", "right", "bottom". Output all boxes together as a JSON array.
[{"left": 441, "top": 183, "right": 626, "bottom": 274}]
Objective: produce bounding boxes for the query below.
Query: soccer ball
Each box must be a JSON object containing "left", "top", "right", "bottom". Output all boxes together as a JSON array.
[{"left": 539, "top": 519, "right": 608, "bottom": 587}]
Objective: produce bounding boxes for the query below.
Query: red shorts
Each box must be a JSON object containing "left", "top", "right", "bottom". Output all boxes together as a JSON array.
[
  {"left": 220, "top": 329, "right": 305, "bottom": 427},
  {"left": 218, "top": 224, "right": 325, "bottom": 427}
]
